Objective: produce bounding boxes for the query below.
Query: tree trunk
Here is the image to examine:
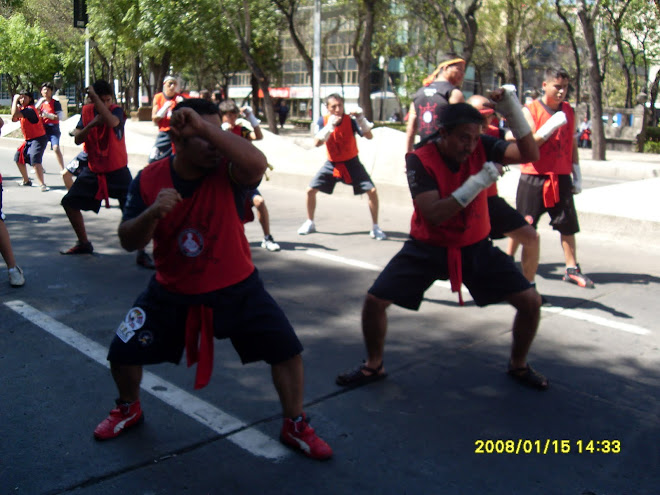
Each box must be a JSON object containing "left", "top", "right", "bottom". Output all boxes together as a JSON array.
[
  {"left": 149, "top": 52, "right": 172, "bottom": 98},
  {"left": 274, "top": 0, "right": 314, "bottom": 80},
  {"left": 504, "top": 1, "right": 517, "bottom": 88},
  {"left": 452, "top": 0, "right": 480, "bottom": 65},
  {"left": 578, "top": 3, "right": 606, "bottom": 160},
  {"left": 555, "top": 0, "right": 581, "bottom": 104},
  {"left": 354, "top": 0, "right": 377, "bottom": 121},
  {"left": 232, "top": 30, "right": 278, "bottom": 134},
  {"left": 133, "top": 56, "right": 140, "bottom": 110}
]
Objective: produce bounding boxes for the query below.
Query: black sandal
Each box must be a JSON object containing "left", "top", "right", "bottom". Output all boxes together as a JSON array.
[
  {"left": 507, "top": 363, "right": 549, "bottom": 390},
  {"left": 336, "top": 361, "right": 387, "bottom": 387}
]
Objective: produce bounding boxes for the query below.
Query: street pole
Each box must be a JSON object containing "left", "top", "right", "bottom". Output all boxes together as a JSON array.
[
  {"left": 312, "top": 0, "right": 321, "bottom": 134},
  {"left": 85, "top": 28, "right": 90, "bottom": 88}
]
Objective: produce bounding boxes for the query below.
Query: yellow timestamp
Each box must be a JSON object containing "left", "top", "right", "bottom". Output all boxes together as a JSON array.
[{"left": 474, "top": 439, "right": 621, "bottom": 455}]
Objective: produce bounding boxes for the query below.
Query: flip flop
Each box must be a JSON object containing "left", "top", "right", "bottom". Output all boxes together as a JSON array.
[
  {"left": 507, "top": 363, "right": 549, "bottom": 390},
  {"left": 336, "top": 361, "right": 387, "bottom": 388}
]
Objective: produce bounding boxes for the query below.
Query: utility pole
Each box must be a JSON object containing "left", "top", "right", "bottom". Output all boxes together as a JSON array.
[
  {"left": 312, "top": 0, "right": 321, "bottom": 134},
  {"left": 73, "top": 0, "right": 90, "bottom": 89}
]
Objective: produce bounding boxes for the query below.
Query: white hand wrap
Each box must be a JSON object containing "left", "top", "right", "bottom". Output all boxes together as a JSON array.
[
  {"left": 156, "top": 100, "right": 173, "bottom": 118},
  {"left": 572, "top": 163, "right": 582, "bottom": 194},
  {"left": 356, "top": 115, "right": 373, "bottom": 134},
  {"left": 494, "top": 87, "right": 531, "bottom": 139},
  {"left": 502, "top": 84, "right": 517, "bottom": 95},
  {"left": 244, "top": 109, "right": 260, "bottom": 128},
  {"left": 221, "top": 122, "right": 232, "bottom": 131},
  {"left": 451, "top": 161, "right": 501, "bottom": 207},
  {"left": 536, "top": 111, "right": 567, "bottom": 141},
  {"left": 314, "top": 115, "right": 339, "bottom": 142}
]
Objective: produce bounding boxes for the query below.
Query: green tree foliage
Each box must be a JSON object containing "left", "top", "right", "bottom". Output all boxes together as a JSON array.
[
  {"left": 219, "top": 0, "right": 284, "bottom": 132},
  {"left": 0, "top": 13, "right": 61, "bottom": 94}
]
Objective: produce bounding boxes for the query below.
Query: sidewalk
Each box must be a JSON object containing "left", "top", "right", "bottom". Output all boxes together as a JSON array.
[{"left": 2, "top": 115, "right": 659, "bottom": 241}]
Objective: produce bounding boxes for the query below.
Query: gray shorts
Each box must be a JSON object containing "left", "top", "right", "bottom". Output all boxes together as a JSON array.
[{"left": 309, "top": 156, "right": 375, "bottom": 195}]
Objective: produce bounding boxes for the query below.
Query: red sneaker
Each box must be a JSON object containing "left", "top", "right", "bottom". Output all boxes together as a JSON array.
[
  {"left": 280, "top": 414, "right": 333, "bottom": 460},
  {"left": 563, "top": 264, "right": 595, "bottom": 288},
  {"left": 94, "top": 399, "right": 144, "bottom": 440}
]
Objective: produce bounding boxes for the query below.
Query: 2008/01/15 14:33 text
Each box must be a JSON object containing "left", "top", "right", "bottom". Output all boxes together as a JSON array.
[{"left": 474, "top": 439, "right": 621, "bottom": 455}]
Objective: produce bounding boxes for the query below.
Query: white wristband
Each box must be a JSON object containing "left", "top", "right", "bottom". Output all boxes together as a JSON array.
[
  {"left": 156, "top": 101, "right": 171, "bottom": 118},
  {"left": 536, "top": 111, "right": 568, "bottom": 141},
  {"left": 356, "top": 116, "right": 373, "bottom": 134},
  {"left": 571, "top": 163, "right": 582, "bottom": 194},
  {"left": 494, "top": 88, "right": 531, "bottom": 139},
  {"left": 315, "top": 124, "right": 335, "bottom": 143},
  {"left": 246, "top": 112, "right": 260, "bottom": 128},
  {"left": 451, "top": 162, "right": 500, "bottom": 207}
]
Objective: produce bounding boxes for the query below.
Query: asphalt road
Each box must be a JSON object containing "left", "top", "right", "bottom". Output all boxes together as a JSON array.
[{"left": 1, "top": 147, "right": 658, "bottom": 495}]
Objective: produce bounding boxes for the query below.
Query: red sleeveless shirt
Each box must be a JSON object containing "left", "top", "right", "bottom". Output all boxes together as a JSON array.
[
  {"left": 324, "top": 114, "right": 359, "bottom": 162},
  {"left": 139, "top": 159, "right": 254, "bottom": 295}
]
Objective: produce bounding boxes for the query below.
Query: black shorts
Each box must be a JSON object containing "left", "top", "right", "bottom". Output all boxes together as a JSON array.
[
  {"left": 488, "top": 195, "right": 528, "bottom": 239},
  {"left": 66, "top": 151, "right": 88, "bottom": 176},
  {"left": 61, "top": 166, "right": 132, "bottom": 213},
  {"left": 0, "top": 178, "right": 4, "bottom": 220},
  {"left": 14, "top": 136, "right": 48, "bottom": 165},
  {"left": 149, "top": 131, "right": 173, "bottom": 163},
  {"left": 309, "top": 156, "right": 375, "bottom": 195},
  {"left": 516, "top": 174, "right": 580, "bottom": 235},
  {"left": 107, "top": 270, "right": 303, "bottom": 366},
  {"left": 369, "top": 238, "right": 531, "bottom": 309}
]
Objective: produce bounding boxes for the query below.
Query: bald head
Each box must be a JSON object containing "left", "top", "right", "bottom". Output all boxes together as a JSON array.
[
  {"left": 466, "top": 94, "right": 496, "bottom": 127},
  {"left": 466, "top": 94, "right": 491, "bottom": 112}
]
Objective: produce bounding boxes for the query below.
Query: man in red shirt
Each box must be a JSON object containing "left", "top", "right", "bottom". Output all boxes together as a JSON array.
[
  {"left": 219, "top": 100, "right": 281, "bottom": 252},
  {"left": 93, "top": 99, "right": 332, "bottom": 460},
  {"left": 336, "top": 91, "right": 550, "bottom": 391},
  {"left": 11, "top": 90, "right": 49, "bottom": 191},
  {"left": 149, "top": 75, "right": 183, "bottom": 163},
  {"left": 297, "top": 94, "right": 386, "bottom": 240},
  {"left": 512, "top": 67, "right": 594, "bottom": 289},
  {"left": 36, "top": 82, "right": 72, "bottom": 189}
]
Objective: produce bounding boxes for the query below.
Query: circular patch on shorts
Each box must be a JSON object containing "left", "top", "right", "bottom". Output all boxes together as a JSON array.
[{"left": 126, "top": 307, "right": 146, "bottom": 331}]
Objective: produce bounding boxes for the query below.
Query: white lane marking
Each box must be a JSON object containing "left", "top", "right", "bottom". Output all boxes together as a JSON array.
[
  {"left": 541, "top": 305, "right": 650, "bottom": 335},
  {"left": 306, "top": 249, "right": 381, "bottom": 271},
  {"left": 304, "top": 250, "right": 650, "bottom": 336},
  {"left": 4, "top": 300, "right": 289, "bottom": 461}
]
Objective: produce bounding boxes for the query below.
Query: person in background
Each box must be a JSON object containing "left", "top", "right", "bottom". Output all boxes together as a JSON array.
[
  {"left": 11, "top": 90, "right": 50, "bottom": 191},
  {"left": 219, "top": 100, "right": 281, "bottom": 252},
  {"left": 60, "top": 80, "right": 154, "bottom": 269},
  {"left": 406, "top": 53, "right": 466, "bottom": 152},
  {"left": 297, "top": 93, "right": 386, "bottom": 241},
  {"left": 36, "top": 82, "right": 72, "bottom": 189},
  {"left": 149, "top": 76, "right": 184, "bottom": 164},
  {"left": 511, "top": 66, "right": 594, "bottom": 289}
]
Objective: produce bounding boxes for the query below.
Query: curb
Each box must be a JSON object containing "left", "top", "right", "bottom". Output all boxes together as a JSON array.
[{"left": 2, "top": 133, "right": 658, "bottom": 245}]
